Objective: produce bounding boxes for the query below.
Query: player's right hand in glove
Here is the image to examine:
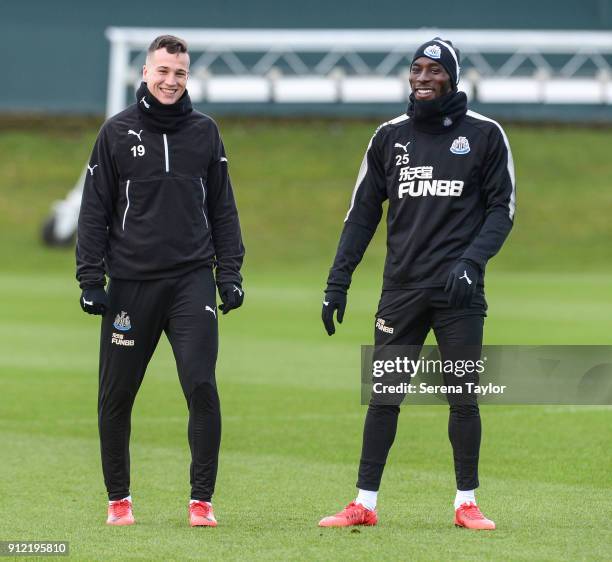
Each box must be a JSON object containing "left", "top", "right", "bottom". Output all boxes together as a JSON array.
[
  {"left": 219, "top": 283, "right": 244, "bottom": 315},
  {"left": 80, "top": 286, "right": 109, "bottom": 315},
  {"left": 322, "top": 290, "right": 347, "bottom": 336}
]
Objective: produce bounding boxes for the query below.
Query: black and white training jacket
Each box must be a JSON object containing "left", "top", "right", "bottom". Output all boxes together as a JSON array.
[
  {"left": 327, "top": 94, "right": 516, "bottom": 292},
  {"left": 76, "top": 84, "right": 244, "bottom": 289}
]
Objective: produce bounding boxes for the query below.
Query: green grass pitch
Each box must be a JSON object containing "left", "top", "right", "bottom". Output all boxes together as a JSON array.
[{"left": 0, "top": 118, "right": 611, "bottom": 560}]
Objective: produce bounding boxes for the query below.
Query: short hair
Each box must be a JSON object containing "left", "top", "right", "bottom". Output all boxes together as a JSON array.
[{"left": 147, "top": 35, "right": 188, "bottom": 56}]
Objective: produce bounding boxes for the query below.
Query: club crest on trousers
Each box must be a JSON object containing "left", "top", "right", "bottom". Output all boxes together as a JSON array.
[{"left": 113, "top": 311, "right": 132, "bottom": 331}]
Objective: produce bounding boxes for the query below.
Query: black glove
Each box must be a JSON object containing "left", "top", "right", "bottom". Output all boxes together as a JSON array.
[
  {"left": 80, "top": 286, "right": 109, "bottom": 315},
  {"left": 322, "top": 290, "right": 347, "bottom": 336},
  {"left": 444, "top": 260, "right": 480, "bottom": 308},
  {"left": 219, "top": 283, "right": 244, "bottom": 315}
]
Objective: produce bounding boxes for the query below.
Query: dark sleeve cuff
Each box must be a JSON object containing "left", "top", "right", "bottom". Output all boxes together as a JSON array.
[{"left": 326, "top": 221, "right": 376, "bottom": 293}]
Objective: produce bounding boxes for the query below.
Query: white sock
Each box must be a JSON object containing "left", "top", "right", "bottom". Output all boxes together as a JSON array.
[
  {"left": 454, "top": 489, "right": 476, "bottom": 510},
  {"left": 190, "top": 499, "right": 212, "bottom": 506},
  {"left": 109, "top": 495, "right": 131, "bottom": 505},
  {"left": 355, "top": 489, "right": 378, "bottom": 511}
]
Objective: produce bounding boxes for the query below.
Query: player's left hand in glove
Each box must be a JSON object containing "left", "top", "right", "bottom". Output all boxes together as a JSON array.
[
  {"left": 80, "top": 286, "right": 109, "bottom": 315},
  {"left": 444, "top": 260, "right": 480, "bottom": 308},
  {"left": 219, "top": 283, "right": 244, "bottom": 314},
  {"left": 322, "top": 290, "right": 347, "bottom": 336}
]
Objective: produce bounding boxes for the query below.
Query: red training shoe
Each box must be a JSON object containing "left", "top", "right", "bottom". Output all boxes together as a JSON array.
[
  {"left": 189, "top": 501, "right": 217, "bottom": 527},
  {"left": 106, "top": 498, "right": 135, "bottom": 526},
  {"left": 454, "top": 502, "right": 496, "bottom": 530},
  {"left": 319, "top": 502, "right": 378, "bottom": 528}
]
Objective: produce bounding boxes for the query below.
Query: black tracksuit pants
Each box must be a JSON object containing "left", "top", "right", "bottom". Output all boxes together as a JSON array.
[
  {"left": 98, "top": 266, "right": 220, "bottom": 502},
  {"left": 357, "top": 287, "right": 486, "bottom": 492}
]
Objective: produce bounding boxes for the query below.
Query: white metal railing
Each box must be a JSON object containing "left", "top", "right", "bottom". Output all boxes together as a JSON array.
[{"left": 106, "top": 27, "right": 612, "bottom": 115}]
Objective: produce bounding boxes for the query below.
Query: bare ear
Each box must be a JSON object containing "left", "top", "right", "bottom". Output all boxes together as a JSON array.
[{"left": 142, "top": 64, "right": 148, "bottom": 81}]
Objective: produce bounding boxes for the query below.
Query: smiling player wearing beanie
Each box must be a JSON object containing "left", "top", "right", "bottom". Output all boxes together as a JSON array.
[{"left": 320, "top": 38, "right": 515, "bottom": 530}]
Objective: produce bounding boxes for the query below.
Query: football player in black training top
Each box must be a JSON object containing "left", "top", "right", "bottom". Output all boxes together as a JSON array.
[
  {"left": 77, "top": 35, "right": 244, "bottom": 528},
  {"left": 319, "top": 37, "right": 515, "bottom": 530}
]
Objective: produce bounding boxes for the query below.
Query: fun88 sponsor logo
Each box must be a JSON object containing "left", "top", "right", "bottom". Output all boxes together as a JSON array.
[
  {"left": 397, "top": 165, "right": 464, "bottom": 198},
  {"left": 398, "top": 180, "right": 464, "bottom": 198}
]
